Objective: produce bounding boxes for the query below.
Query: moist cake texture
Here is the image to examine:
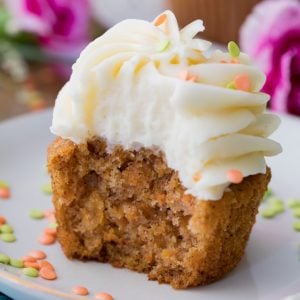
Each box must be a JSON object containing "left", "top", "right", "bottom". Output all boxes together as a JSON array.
[
  {"left": 48, "top": 10, "right": 281, "bottom": 289},
  {"left": 48, "top": 137, "right": 271, "bottom": 289}
]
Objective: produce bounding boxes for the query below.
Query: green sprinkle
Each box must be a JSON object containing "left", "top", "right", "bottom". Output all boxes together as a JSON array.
[
  {"left": 22, "top": 267, "right": 39, "bottom": 277},
  {"left": 228, "top": 41, "right": 240, "bottom": 58},
  {"left": 263, "top": 188, "right": 273, "bottom": 201},
  {"left": 288, "top": 198, "right": 300, "bottom": 209},
  {"left": 261, "top": 207, "right": 277, "bottom": 218},
  {"left": 0, "top": 224, "right": 14, "bottom": 234},
  {"left": 42, "top": 183, "right": 52, "bottom": 195},
  {"left": 0, "top": 181, "right": 8, "bottom": 188},
  {"left": 293, "top": 220, "right": 300, "bottom": 232},
  {"left": 48, "top": 222, "right": 58, "bottom": 229},
  {"left": 9, "top": 259, "right": 23, "bottom": 268},
  {"left": 269, "top": 197, "right": 285, "bottom": 214},
  {"left": 226, "top": 82, "right": 236, "bottom": 89},
  {"left": 29, "top": 209, "right": 44, "bottom": 220},
  {"left": 0, "top": 233, "right": 16, "bottom": 243},
  {"left": 271, "top": 203, "right": 285, "bottom": 214},
  {"left": 0, "top": 253, "right": 10, "bottom": 264},
  {"left": 293, "top": 207, "right": 300, "bottom": 218},
  {"left": 157, "top": 39, "right": 170, "bottom": 52}
]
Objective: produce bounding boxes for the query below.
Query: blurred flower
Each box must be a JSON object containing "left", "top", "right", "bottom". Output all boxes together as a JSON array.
[
  {"left": 5, "top": 0, "right": 90, "bottom": 75},
  {"left": 240, "top": 0, "right": 300, "bottom": 115}
]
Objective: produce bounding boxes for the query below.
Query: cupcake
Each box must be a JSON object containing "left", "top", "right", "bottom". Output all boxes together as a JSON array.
[{"left": 48, "top": 11, "right": 281, "bottom": 288}]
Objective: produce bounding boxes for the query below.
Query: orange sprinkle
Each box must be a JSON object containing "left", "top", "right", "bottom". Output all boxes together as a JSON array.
[
  {"left": 227, "top": 169, "right": 243, "bottom": 184},
  {"left": 39, "top": 260, "right": 55, "bottom": 270},
  {"left": 154, "top": 13, "right": 167, "bottom": 26},
  {"left": 38, "top": 234, "right": 56, "bottom": 245},
  {"left": 178, "top": 70, "right": 198, "bottom": 82},
  {"left": 24, "top": 261, "right": 40, "bottom": 270},
  {"left": 95, "top": 292, "right": 113, "bottom": 300},
  {"left": 233, "top": 74, "right": 251, "bottom": 92},
  {"left": 22, "top": 256, "right": 37, "bottom": 263},
  {"left": 39, "top": 267, "right": 57, "bottom": 280},
  {"left": 72, "top": 286, "right": 89, "bottom": 296},
  {"left": 46, "top": 214, "right": 56, "bottom": 222},
  {"left": 0, "top": 187, "right": 10, "bottom": 199},
  {"left": 43, "top": 227, "right": 57, "bottom": 237},
  {"left": 28, "top": 250, "right": 47, "bottom": 260},
  {"left": 43, "top": 209, "right": 54, "bottom": 218},
  {"left": 187, "top": 75, "right": 197, "bottom": 82},
  {"left": 231, "top": 58, "right": 239, "bottom": 64},
  {"left": 0, "top": 216, "right": 6, "bottom": 225},
  {"left": 178, "top": 70, "right": 189, "bottom": 80},
  {"left": 193, "top": 171, "right": 201, "bottom": 182}
]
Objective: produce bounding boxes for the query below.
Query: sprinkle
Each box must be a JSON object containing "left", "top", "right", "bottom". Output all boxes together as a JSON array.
[
  {"left": 228, "top": 41, "right": 240, "bottom": 58},
  {"left": 24, "top": 262, "right": 40, "bottom": 270},
  {"left": 0, "top": 224, "right": 14, "bottom": 234},
  {"left": 0, "top": 253, "right": 10, "bottom": 264},
  {"left": 156, "top": 39, "right": 170, "bottom": 52},
  {"left": 28, "top": 250, "right": 46, "bottom": 260},
  {"left": 48, "top": 222, "right": 58, "bottom": 229},
  {"left": 293, "top": 207, "right": 300, "bottom": 218},
  {"left": 43, "top": 209, "right": 54, "bottom": 218},
  {"left": 0, "top": 233, "right": 16, "bottom": 243},
  {"left": 39, "top": 267, "right": 57, "bottom": 280},
  {"left": 0, "top": 181, "right": 8, "bottom": 188},
  {"left": 39, "top": 260, "right": 54, "bottom": 270},
  {"left": 0, "top": 187, "right": 10, "bottom": 199},
  {"left": 178, "top": 70, "right": 189, "bottom": 80},
  {"left": 0, "top": 216, "right": 7, "bottom": 225},
  {"left": 38, "top": 234, "right": 56, "bottom": 245},
  {"left": 293, "top": 220, "right": 300, "bottom": 232},
  {"left": 187, "top": 75, "right": 197, "bottom": 82},
  {"left": 231, "top": 58, "right": 239, "bottom": 64},
  {"left": 226, "top": 81, "right": 236, "bottom": 89},
  {"left": 9, "top": 258, "right": 23, "bottom": 268},
  {"left": 72, "top": 286, "right": 89, "bottom": 296},
  {"left": 22, "top": 267, "right": 39, "bottom": 277},
  {"left": 260, "top": 207, "right": 277, "bottom": 219},
  {"left": 178, "top": 70, "right": 198, "bottom": 82},
  {"left": 193, "top": 171, "right": 201, "bottom": 182},
  {"left": 29, "top": 209, "right": 45, "bottom": 220},
  {"left": 269, "top": 197, "right": 285, "bottom": 214},
  {"left": 233, "top": 74, "right": 251, "bottom": 92},
  {"left": 22, "top": 256, "right": 37, "bottom": 263},
  {"left": 263, "top": 188, "right": 273, "bottom": 201},
  {"left": 42, "top": 183, "right": 52, "bottom": 195},
  {"left": 46, "top": 214, "right": 56, "bottom": 222},
  {"left": 288, "top": 198, "right": 300, "bottom": 209},
  {"left": 43, "top": 227, "right": 57, "bottom": 237},
  {"left": 226, "top": 169, "right": 243, "bottom": 184},
  {"left": 95, "top": 292, "right": 113, "bottom": 300},
  {"left": 154, "top": 13, "right": 167, "bottom": 26}
]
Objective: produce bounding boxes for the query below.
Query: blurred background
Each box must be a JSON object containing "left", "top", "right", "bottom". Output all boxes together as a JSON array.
[{"left": 0, "top": 0, "right": 299, "bottom": 121}]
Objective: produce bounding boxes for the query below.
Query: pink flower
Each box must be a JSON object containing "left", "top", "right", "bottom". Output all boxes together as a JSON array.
[
  {"left": 5, "top": 0, "right": 90, "bottom": 62},
  {"left": 240, "top": 0, "right": 300, "bottom": 115}
]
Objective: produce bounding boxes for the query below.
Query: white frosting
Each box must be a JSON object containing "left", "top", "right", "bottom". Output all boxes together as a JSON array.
[{"left": 51, "top": 11, "right": 282, "bottom": 200}]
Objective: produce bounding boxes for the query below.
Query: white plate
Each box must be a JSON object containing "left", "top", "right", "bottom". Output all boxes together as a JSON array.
[{"left": 0, "top": 110, "right": 300, "bottom": 300}]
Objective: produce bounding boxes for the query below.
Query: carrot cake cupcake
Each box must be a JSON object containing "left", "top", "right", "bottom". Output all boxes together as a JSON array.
[{"left": 48, "top": 11, "right": 281, "bottom": 289}]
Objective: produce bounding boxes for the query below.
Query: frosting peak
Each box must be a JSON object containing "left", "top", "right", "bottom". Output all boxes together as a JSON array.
[{"left": 51, "top": 11, "right": 282, "bottom": 200}]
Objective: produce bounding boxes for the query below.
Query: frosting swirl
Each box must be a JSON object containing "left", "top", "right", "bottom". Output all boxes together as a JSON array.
[{"left": 51, "top": 11, "right": 282, "bottom": 200}]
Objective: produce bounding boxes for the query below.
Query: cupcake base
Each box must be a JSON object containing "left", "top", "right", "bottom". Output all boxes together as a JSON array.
[{"left": 48, "top": 137, "right": 270, "bottom": 289}]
